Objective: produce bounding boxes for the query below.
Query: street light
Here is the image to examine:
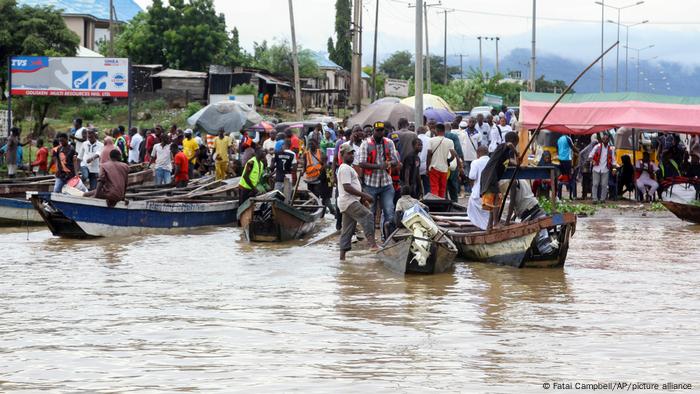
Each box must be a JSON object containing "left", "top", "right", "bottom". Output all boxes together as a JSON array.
[
  {"left": 624, "top": 44, "right": 653, "bottom": 91},
  {"left": 608, "top": 19, "right": 648, "bottom": 91},
  {"left": 596, "top": 1, "right": 645, "bottom": 92}
]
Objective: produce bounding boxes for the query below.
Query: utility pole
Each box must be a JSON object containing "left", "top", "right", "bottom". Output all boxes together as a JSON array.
[
  {"left": 371, "top": 0, "right": 379, "bottom": 102},
  {"left": 495, "top": 37, "right": 500, "bottom": 75},
  {"left": 625, "top": 44, "right": 653, "bottom": 91},
  {"left": 351, "top": 0, "right": 363, "bottom": 113},
  {"left": 409, "top": 1, "right": 440, "bottom": 93},
  {"left": 414, "top": 0, "right": 424, "bottom": 127},
  {"left": 598, "top": 1, "right": 645, "bottom": 92},
  {"left": 109, "top": 0, "right": 115, "bottom": 56},
  {"left": 530, "top": 0, "right": 536, "bottom": 91},
  {"left": 439, "top": 9, "right": 454, "bottom": 85},
  {"left": 608, "top": 19, "right": 648, "bottom": 92},
  {"left": 477, "top": 36, "right": 483, "bottom": 73},
  {"left": 424, "top": 3, "right": 431, "bottom": 93},
  {"left": 483, "top": 36, "right": 500, "bottom": 75},
  {"left": 458, "top": 54, "right": 466, "bottom": 79},
  {"left": 288, "top": 0, "right": 303, "bottom": 120}
]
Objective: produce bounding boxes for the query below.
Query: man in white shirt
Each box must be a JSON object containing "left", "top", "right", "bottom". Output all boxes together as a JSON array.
[
  {"left": 70, "top": 118, "right": 87, "bottom": 154},
  {"left": 588, "top": 132, "right": 617, "bottom": 203},
  {"left": 151, "top": 137, "right": 172, "bottom": 185},
  {"left": 337, "top": 144, "right": 378, "bottom": 260},
  {"left": 635, "top": 151, "right": 658, "bottom": 200},
  {"left": 476, "top": 114, "right": 492, "bottom": 147},
  {"left": 77, "top": 129, "right": 103, "bottom": 190},
  {"left": 128, "top": 128, "right": 144, "bottom": 163},
  {"left": 262, "top": 131, "right": 277, "bottom": 167},
  {"left": 462, "top": 117, "right": 482, "bottom": 194},
  {"left": 426, "top": 123, "right": 460, "bottom": 198},
  {"left": 467, "top": 146, "right": 491, "bottom": 230},
  {"left": 417, "top": 126, "right": 431, "bottom": 195},
  {"left": 489, "top": 116, "right": 513, "bottom": 153}
]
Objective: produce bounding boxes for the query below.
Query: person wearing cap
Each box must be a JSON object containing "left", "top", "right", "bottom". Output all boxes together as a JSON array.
[
  {"left": 182, "top": 129, "right": 199, "bottom": 178},
  {"left": 338, "top": 143, "right": 378, "bottom": 260},
  {"left": 358, "top": 121, "right": 398, "bottom": 239}
]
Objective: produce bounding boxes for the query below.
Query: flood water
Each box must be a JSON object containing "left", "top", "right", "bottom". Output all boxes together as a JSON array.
[{"left": 1, "top": 211, "right": 699, "bottom": 392}]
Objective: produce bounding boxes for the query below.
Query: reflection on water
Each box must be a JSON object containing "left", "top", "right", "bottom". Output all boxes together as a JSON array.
[{"left": 0, "top": 214, "right": 699, "bottom": 392}]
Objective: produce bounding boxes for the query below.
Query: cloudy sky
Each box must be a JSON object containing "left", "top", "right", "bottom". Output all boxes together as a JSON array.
[{"left": 133, "top": 0, "right": 699, "bottom": 66}]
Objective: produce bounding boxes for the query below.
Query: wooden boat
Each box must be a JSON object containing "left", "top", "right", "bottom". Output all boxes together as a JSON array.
[
  {"left": 435, "top": 213, "right": 576, "bottom": 268},
  {"left": 237, "top": 190, "right": 323, "bottom": 242},
  {"left": 378, "top": 229, "right": 457, "bottom": 274},
  {"left": 0, "top": 167, "right": 155, "bottom": 226},
  {"left": 31, "top": 191, "right": 239, "bottom": 238},
  {"left": 662, "top": 201, "right": 700, "bottom": 224}
]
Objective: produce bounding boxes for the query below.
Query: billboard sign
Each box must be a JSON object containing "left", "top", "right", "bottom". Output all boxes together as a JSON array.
[
  {"left": 482, "top": 93, "right": 504, "bottom": 106},
  {"left": 384, "top": 78, "right": 409, "bottom": 97},
  {"left": 10, "top": 56, "right": 129, "bottom": 97}
]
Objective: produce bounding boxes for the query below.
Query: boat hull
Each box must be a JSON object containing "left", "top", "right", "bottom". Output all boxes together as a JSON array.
[
  {"left": 378, "top": 236, "right": 457, "bottom": 275},
  {"left": 447, "top": 215, "right": 575, "bottom": 268},
  {"left": 0, "top": 197, "right": 43, "bottom": 225},
  {"left": 32, "top": 193, "right": 238, "bottom": 238},
  {"left": 662, "top": 201, "right": 700, "bottom": 224},
  {"left": 238, "top": 192, "right": 323, "bottom": 242}
]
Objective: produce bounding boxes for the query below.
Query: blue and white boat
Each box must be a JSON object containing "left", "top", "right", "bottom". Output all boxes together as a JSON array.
[
  {"left": 31, "top": 192, "right": 239, "bottom": 238},
  {"left": 0, "top": 197, "right": 43, "bottom": 225}
]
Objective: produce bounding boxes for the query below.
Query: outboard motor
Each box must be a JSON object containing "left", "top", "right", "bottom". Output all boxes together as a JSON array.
[{"left": 401, "top": 205, "right": 439, "bottom": 267}]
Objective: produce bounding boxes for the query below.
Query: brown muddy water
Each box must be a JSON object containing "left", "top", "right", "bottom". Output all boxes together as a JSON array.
[{"left": 0, "top": 211, "right": 699, "bottom": 392}]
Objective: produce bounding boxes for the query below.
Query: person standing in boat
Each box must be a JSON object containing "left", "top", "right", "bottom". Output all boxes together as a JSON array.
[
  {"left": 171, "top": 143, "right": 189, "bottom": 188},
  {"left": 52, "top": 133, "right": 79, "bottom": 193},
  {"left": 113, "top": 127, "right": 129, "bottom": 164},
  {"left": 239, "top": 149, "right": 267, "bottom": 205},
  {"left": 467, "top": 146, "right": 491, "bottom": 230},
  {"left": 85, "top": 149, "right": 129, "bottom": 207},
  {"left": 338, "top": 144, "right": 378, "bottom": 261},
  {"left": 271, "top": 140, "right": 297, "bottom": 194},
  {"left": 182, "top": 129, "right": 199, "bottom": 179}
]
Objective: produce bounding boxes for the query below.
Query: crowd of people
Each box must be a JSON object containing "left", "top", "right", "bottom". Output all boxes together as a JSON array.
[{"left": 3, "top": 105, "right": 699, "bottom": 258}]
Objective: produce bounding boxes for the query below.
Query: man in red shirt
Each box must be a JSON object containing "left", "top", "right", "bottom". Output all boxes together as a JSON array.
[
  {"left": 31, "top": 139, "right": 49, "bottom": 175},
  {"left": 171, "top": 143, "right": 189, "bottom": 188}
]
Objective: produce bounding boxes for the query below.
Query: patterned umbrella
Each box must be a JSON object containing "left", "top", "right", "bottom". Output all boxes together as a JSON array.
[{"left": 424, "top": 108, "right": 456, "bottom": 123}]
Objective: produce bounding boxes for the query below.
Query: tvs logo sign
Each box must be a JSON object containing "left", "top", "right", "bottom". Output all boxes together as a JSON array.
[{"left": 11, "top": 56, "right": 48, "bottom": 73}]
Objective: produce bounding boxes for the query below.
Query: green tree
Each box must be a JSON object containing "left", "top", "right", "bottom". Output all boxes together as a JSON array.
[
  {"left": 216, "top": 27, "right": 253, "bottom": 67},
  {"left": 109, "top": 0, "right": 228, "bottom": 71},
  {"left": 0, "top": 0, "right": 79, "bottom": 100},
  {"left": 427, "top": 55, "right": 460, "bottom": 85},
  {"left": 379, "top": 51, "right": 415, "bottom": 80},
  {"left": 535, "top": 76, "right": 571, "bottom": 93},
  {"left": 363, "top": 66, "right": 385, "bottom": 98},
  {"left": 253, "top": 40, "right": 320, "bottom": 79},
  {"left": 328, "top": 0, "right": 351, "bottom": 70},
  {"left": 0, "top": 1, "right": 79, "bottom": 134}
]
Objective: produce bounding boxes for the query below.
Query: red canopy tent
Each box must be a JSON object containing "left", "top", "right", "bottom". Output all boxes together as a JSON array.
[{"left": 520, "top": 92, "right": 700, "bottom": 135}]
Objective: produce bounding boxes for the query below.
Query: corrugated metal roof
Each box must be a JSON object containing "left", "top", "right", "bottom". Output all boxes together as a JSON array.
[
  {"left": 152, "top": 68, "right": 207, "bottom": 79},
  {"left": 17, "top": 0, "right": 142, "bottom": 22},
  {"left": 310, "top": 52, "right": 343, "bottom": 70}
]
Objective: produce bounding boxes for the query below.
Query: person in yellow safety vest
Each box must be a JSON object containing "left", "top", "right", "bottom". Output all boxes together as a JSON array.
[{"left": 239, "top": 149, "right": 267, "bottom": 205}]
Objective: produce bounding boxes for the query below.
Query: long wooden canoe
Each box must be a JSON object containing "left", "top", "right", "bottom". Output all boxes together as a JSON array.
[{"left": 662, "top": 201, "right": 700, "bottom": 224}]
